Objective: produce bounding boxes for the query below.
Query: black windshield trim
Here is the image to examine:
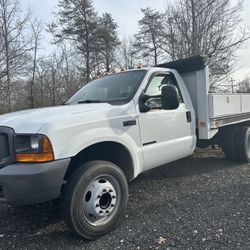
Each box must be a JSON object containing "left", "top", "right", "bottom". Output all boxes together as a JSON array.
[{"left": 78, "top": 100, "right": 105, "bottom": 104}]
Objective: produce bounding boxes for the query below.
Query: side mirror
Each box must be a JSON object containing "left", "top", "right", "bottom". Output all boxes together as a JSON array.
[
  {"left": 161, "top": 85, "right": 180, "bottom": 110},
  {"left": 139, "top": 92, "right": 151, "bottom": 113}
]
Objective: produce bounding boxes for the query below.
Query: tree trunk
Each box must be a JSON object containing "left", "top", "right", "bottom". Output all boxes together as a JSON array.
[
  {"left": 190, "top": 0, "right": 197, "bottom": 55},
  {"left": 106, "top": 44, "right": 110, "bottom": 72},
  {"left": 31, "top": 41, "right": 38, "bottom": 108},
  {"left": 2, "top": 1, "right": 12, "bottom": 111},
  {"left": 65, "top": 53, "right": 70, "bottom": 98},
  {"left": 52, "top": 72, "right": 56, "bottom": 106}
]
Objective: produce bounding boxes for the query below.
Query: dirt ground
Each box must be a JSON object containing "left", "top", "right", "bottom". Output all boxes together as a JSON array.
[{"left": 0, "top": 149, "right": 249, "bottom": 250}]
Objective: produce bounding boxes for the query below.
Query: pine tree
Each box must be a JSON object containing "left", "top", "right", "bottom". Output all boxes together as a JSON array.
[
  {"left": 53, "top": 0, "right": 99, "bottom": 82},
  {"left": 133, "top": 8, "right": 164, "bottom": 65},
  {"left": 97, "top": 13, "right": 120, "bottom": 72}
]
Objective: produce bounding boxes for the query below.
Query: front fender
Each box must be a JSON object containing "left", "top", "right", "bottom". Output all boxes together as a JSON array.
[{"left": 41, "top": 126, "right": 144, "bottom": 178}]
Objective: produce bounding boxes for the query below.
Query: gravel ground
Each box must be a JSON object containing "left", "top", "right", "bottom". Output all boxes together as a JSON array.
[{"left": 0, "top": 149, "right": 249, "bottom": 250}]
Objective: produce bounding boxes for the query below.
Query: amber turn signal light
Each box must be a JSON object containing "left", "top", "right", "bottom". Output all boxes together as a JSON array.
[{"left": 16, "top": 137, "right": 54, "bottom": 163}]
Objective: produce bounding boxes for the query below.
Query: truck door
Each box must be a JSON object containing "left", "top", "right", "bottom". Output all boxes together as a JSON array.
[{"left": 138, "top": 72, "right": 195, "bottom": 171}]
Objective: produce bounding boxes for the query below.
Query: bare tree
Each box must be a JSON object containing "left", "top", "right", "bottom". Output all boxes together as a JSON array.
[
  {"left": 30, "top": 18, "right": 43, "bottom": 108},
  {"left": 32, "top": 47, "right": 83, "bottom": 108},
  {"left": 45, "top": 52, "right": 65, "bottom": 106},
  {"left": 58, "top": 42, "right": 82, "bottom": 98},
  {"left": 116, "top": 37, "right": 137, "bottom": 69},
  {"left": 161, "top": 0, "right": 249, "bottom": 84},
  {"left": 60, "top": 42, "right": 71, "bottom": 98},
  {"left": 0, "top": 0, "right": 32, "bottom": 111},
  {"left": 238, "top": 77, "right": 250, "bottom": 93}
]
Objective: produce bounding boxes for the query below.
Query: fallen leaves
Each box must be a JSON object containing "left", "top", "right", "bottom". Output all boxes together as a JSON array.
[{"left": 157, "top": 236, "right": 167, "bottom": 245}]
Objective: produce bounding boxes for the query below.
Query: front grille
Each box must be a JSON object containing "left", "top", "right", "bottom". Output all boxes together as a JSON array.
[
  {"left": 0, "top": 185, "right": 4, "bottom": 198},
  {"left": 0, "top": 134, "right": 10, "bottom": 164},
  {"left": 0, "top": 127, "right": 14, "bottom": 168}
]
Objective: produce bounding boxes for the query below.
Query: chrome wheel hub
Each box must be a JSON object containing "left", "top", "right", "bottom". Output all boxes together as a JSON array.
[{"left": 84, "top": 177, "right": 118, "bottom": 225}]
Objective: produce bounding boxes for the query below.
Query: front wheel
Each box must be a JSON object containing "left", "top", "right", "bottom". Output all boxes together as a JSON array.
[{"left": 62, "top": 161, "right": 128, "bottom": 240}]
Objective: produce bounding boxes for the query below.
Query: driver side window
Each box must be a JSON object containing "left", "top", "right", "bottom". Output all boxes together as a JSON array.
[{"left": 145, "top": 73, "right": 183, "bottom": 109}]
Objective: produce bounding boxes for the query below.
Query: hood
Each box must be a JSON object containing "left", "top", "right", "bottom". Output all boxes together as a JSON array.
[{"left": 0, "top": 104, "right": 112, "bottom": 133}]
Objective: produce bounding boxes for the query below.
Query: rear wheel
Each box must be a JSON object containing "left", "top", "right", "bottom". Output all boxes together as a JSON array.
[
  {"left": 62, "top": 161, "right": 128, "bottom": 240},
  {"left": 221, "top": 127, "right": 238, "bottom": 161},
  {"left": 234, "top": 126, "right": 250, "bottom": 162}
]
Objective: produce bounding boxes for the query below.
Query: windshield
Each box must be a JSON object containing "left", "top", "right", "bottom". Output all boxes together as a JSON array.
[{"left": 66, "top": 70, "right": 147, "bottom": 105}]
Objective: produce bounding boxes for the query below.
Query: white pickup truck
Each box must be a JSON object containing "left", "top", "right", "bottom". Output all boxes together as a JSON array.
[{"left": 0, "top": 56, "right": 250, "bottom": 239}]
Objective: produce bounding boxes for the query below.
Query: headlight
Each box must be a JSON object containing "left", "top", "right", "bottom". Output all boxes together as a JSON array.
[{"left": 15, "top": 134, "right": 54, "bottom": 163}]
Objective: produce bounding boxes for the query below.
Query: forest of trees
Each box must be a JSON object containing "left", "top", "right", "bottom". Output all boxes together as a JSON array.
[{"left": 0, "top": 0, "right": 249, "bottom": 114}]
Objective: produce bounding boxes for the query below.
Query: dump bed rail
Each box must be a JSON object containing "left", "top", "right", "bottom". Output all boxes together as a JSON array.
[{"left": 209, "top": 93, "right": 250, "bottom": 128}]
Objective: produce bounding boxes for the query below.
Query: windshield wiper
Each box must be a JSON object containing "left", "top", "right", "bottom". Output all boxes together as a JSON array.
[{"left": 78, "top": 100, "right": 104, "bottom": 104}]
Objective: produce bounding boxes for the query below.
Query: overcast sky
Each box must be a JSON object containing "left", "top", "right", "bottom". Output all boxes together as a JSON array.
[{"left": 20, "top": 0, "right": 250, "bottom": 80}]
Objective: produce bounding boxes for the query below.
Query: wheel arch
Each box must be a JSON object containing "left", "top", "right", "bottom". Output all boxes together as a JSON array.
[{"left": 64, "top": 141, "right": 135, "bottom": 182}]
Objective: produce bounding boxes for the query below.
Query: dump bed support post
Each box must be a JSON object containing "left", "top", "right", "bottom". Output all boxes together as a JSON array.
[{"left": 196, "top": 66, "right": 218, "bottom": 140}]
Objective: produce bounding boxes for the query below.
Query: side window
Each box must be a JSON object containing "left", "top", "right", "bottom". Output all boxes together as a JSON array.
[{"left": 145, "top": 73, "right": 183, "bottom": 109}]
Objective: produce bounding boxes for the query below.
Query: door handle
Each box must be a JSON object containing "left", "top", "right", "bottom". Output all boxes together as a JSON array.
[
  {"left": 123, "top": 120, "right": 137, "bottom": 127},
  {"left": 186, "top": 111, "right": 192, "bottom": 123}
]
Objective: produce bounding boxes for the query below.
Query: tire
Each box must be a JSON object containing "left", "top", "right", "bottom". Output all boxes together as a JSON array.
[
  {"left": 62, "top": 161, "right": 128, "bottom": 240},
  {"left": 234, "top": 126, "right": 250, "bottom": 162},
  {"left": 221, "top": 127, "right": 238, "bottom": 161}
]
